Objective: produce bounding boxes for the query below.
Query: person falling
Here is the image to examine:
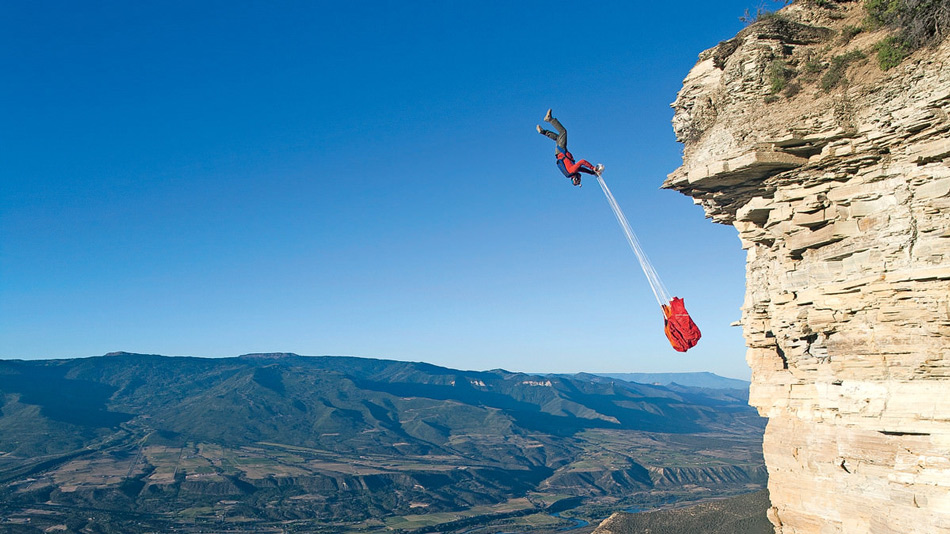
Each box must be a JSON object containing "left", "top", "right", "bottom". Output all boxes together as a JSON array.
[{"left": 536, "top": 108, "right": 603, "bottom": 187}]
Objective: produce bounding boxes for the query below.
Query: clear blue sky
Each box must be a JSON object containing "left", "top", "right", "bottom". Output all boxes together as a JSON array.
[{"left": 1, "top": 1, "right": 786, "bottom": 379}]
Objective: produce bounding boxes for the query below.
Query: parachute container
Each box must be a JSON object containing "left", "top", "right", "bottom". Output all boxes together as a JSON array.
[
  {"left": 595, "top": 172, "right": 701, "bottom": 352},
  {"left": 662, "top": 297, "right": 702, "bottom": 352}
]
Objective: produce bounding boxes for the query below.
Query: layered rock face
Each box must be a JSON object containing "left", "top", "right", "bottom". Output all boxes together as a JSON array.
[{"left": 666, "top": 2, "right": 950, "bottom": 533}]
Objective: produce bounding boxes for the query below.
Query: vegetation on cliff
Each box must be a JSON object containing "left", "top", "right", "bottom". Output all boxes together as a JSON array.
[
  {"left": 866, "top": 0, "right": 950, "bottom": 47},
  {"left": 865, "top": 0, "right": 950, "bottom": 68},
  {"left": 747, "top": 0, "right": 949, "bottom": 88}
]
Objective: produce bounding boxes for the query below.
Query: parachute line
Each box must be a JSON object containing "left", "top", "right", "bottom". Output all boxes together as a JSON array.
[{"left": 595, "top": 173, "right": 672, "bottom": 307}]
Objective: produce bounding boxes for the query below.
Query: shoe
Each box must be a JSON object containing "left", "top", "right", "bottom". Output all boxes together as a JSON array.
[
  {"left": 536, "top": 125, "right": 542, "bottom": 134},
  {"left": 595, "top": 164, "right": 604, "bottom": 174},
  {"left": 544, "top": 109, "right": 552, "bottom": 122}
]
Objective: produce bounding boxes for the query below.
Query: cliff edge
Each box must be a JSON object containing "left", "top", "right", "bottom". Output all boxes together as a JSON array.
[{"left": 667, "top": 1, "right": 950, "bottom": 533}]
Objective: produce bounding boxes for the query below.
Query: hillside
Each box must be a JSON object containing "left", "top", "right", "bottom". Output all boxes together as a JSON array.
[
  {"left": 0, "top": 352, "right": 765, "bottom": 533},
  {"left": 593, "top": 489, "right": 771, "bottom": 534}
]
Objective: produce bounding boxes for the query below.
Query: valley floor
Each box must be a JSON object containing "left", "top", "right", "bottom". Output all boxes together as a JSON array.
[{"left": 1, "top": 428, "right": 765, "bottom": 534}]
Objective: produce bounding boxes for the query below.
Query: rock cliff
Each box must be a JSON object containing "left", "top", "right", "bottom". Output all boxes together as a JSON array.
[{"left": 665, "top": 2, "right": 950, "bottom": 533}]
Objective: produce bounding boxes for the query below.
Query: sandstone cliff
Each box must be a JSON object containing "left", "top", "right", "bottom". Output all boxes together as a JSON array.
[{"left": 665, "top": 1, "right": 950, "bottom": 533}]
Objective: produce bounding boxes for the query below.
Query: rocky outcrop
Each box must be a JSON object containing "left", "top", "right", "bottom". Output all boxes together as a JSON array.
[{"left": 666, "top": 2, "right": 950, "bottom": 533}]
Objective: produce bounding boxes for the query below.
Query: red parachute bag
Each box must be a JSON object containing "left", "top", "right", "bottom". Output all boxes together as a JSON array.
[{"left": 661, "top": 297, "right": 702, "bottom": 352}]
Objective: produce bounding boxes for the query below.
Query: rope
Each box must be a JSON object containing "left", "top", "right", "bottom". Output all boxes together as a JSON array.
[{"left": 595, "top": 172, "right": 672, "bottom": 307}]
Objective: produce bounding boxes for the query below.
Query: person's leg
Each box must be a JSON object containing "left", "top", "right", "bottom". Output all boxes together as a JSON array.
[
  {"left": 567, "top": 159, "right": 597, "bottom": 175},
  {"left": 537, "top": 125, "right": 559, "bottom": 142},
  {"left": 546, "top": 116, "right": 568, "bottom": 151}
]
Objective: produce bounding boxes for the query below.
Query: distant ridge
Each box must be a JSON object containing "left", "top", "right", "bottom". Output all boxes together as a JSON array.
[
  {"left": 238, "top": 352, "right": 302, "bottom": 359},
  {"left": 595, "top": 372, "right": 750, "bottom": 390},
  {"left": 0, "top": 352, "right": 761, "bottom": 456}
]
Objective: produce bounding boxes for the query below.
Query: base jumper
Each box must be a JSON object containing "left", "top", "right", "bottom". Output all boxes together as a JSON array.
[{"left": 537, "top": 109, "right": 602, "bottom": 186}]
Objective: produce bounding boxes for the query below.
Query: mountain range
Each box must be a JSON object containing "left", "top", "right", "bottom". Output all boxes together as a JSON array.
[
  {"left": 0, "top": 352, "right": 766, "bottom": 533},
  {"left": 594, "top": 372, "right": 749, "bottom": 391}
]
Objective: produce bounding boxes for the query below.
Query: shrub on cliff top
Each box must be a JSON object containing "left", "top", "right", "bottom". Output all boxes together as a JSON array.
[
  {"left": 740, "top": 1, "right": 796, "bottom": 25},
  {"left": 866, "top": 0, "right": 950, "bottom": 52},
  {"left": 741, "top": 6, "right": 783, "bottom": 25}
]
